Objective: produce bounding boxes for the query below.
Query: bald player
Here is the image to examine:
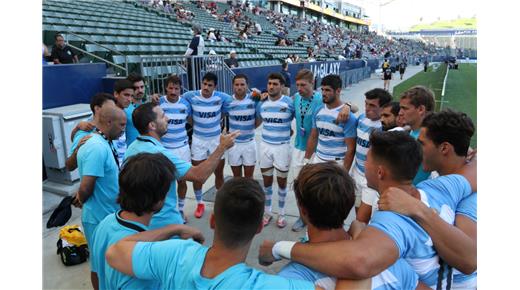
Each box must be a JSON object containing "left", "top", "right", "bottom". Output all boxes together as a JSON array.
[{"left": 72, "top": 105, "right": 126, "bottom": 289}]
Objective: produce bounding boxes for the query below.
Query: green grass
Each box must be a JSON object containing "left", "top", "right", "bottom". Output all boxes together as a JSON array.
[
  {"left": 442, "top": 63, "right": 477, "bottom": 147},
  {"left": 410, "top": 17, "right": 476, "bottom": 31},
  {"left": 392, "top": 63, "right": 477, "bottom": 148},
  {"left": 393, "top": 63, "right": 446, "bottom": 105}
]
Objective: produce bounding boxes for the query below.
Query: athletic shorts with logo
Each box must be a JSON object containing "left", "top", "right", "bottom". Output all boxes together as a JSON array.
[
  {"left": 228, "top": 140, "right": 256, "bottom": 167},
  {"left": 191, "top": 135, "right": 224, "bottom": 161},
  {"left": 259, "top": 141, "right": 292, "bottom": 172}
]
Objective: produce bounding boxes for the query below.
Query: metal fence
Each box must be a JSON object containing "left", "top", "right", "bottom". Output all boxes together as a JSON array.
[{"left": 140, "top": 55, "right": 235, "bottom": 96}]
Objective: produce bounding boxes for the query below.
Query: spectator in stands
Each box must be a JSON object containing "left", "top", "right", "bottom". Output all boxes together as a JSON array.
[
  {"left": 285, "top": 55, "right": 293, "bottom": 64},
  {"left": 51, "top": 33, "right": 78, "bottom": 64},
  {"left": 307, "top": 51, "right": 316, "bottom": 63},
  {"left": 277, "top": 39, "right": 287, "bottom": 47},
  {"left": 224, "top": 50, "right": 239, "bottom": 68},
  {"left": 42, "top": 43, "right": 50, "bottom": 65},
  {"left": 207, "top": 28, "right": 217, "bottom": 42},
  {"left": 185, "top": 24, "right": 205, "bottom": 90},
  {"left": 280, "top": 62, "right": 291, "bottom": 96},
  {"left": 215, "top": 30, "right": 223, "bottom": 42},
  {"left": 254, "top": 22, "right": 262, "bottom": 35},
  {"left": 238, "top": 29, "right": 248, "bottom": 40}
]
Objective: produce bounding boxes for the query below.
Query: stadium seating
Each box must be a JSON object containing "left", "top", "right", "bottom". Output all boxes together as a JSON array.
[{"left": 43, "top": 0, "right": 442, "bottom": 74}]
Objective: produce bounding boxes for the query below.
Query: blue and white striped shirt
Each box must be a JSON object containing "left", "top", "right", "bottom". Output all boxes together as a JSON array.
[
  {"left": 114, "top": 132, "right": 126, "bottom": 167},
  {"left": 227, "top": 94, "right": 259, "bottom": 143},
  {"left": 159, "top": 96, "right": 191, "bottom": 149},
  {"left": 452, "top": 192, "right": 477, "bottom": 288},
  {"left": 355, "top": 114, "right": 382, "bottom": 173},
  {"left": 312, "top": 104, "right": 357, "bottom": 160},
  {"left": 258, "top": 96, "right": 295, "bottom": 145},
  {"left": 182, "top": 90, "right": 232, "bottom": 138}
]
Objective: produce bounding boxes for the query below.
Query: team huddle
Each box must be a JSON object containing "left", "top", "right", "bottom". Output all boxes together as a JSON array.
[{"left": 66, "top": 69, "right": 477, "bottom": 290}]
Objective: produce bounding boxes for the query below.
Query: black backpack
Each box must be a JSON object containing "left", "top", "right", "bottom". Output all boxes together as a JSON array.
[{"left": 56, "top": 225, "right": 89, "bottom": 266}]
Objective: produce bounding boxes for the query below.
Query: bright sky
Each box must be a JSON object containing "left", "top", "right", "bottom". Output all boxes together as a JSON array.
[{"left": 346, "top": 0, "right": 477, "bottom": 31}]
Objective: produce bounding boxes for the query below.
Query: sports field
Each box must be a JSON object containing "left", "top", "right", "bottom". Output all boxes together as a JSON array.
[{"left": 393, "top": 63, "right": 477, "bottom": 147}]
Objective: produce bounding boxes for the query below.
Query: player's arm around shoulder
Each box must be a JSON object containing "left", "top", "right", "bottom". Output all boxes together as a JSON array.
[
  {"left": 106, "top": 224, "right": 204, "bottom": 277},
  {"left": 267, "top": 226, "right": 399, "bottom": 280}
]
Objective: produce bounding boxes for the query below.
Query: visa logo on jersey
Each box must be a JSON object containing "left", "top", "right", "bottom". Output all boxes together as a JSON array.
[
  {"left": 356, "top": 137, "right": 370, "bottom": 148},
  {"left": 168, "top": 119, "right": 184, "bottom": 125},
  {"left": 319, "top": 128, "right": 337, "bottom": 137},
  {"left": 265, "top": 118, "right": 283, "bottom": 123},
  {"left": 233, "top": 115, "right": 253, "bottom": 121},
  {"left": 198, "top": 112, "right": 217, "bottom": 118}
]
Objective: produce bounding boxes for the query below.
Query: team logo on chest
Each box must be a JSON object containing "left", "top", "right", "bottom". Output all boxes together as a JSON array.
[{"left": 199, "top": 111, "right": 217, "bottom": 118}]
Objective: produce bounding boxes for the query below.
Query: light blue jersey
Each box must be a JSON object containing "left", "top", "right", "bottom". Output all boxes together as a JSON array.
[
  {"left": 228, "top": 93, "right": 259, "bottom": 142},
  {"left": 125, "top": 135, "right": 192, "bottom": 229},
  {"left": 69, "top": 129, "right": 92, "bottom": 155},
  {"left": 91, "top": 211, "right": 159, "bottom": 290},
  {"left": 259, "top": 95, "right": 295, "bottom": 144},
  {"left": 452, "top": 192, "right": 477, "bottom": 288},
  {"left": 159, "top": 96, "right": 191, "bottom": 149},
  {"left": 182, "top": 90, "right": 232, "bottom": 138},
  {"left": 456, "top": 192, "right": 477, "bottom": 222},
  {"left": 354, "top": 114, "right": 381, "bottom": 174},
  {"left": 294, "top": 92, "right": 323, "bottom": 151},
  {"left": 133, "top": 239, "right": 315, "bottom": 290},
  {"left": 369, "top": 174, "right": 472, "bottom": 288},
  {"left": 410, "top": 129, "right": 431, "bottom": 185},
  {"left": 124, "top": 102, "right": 141, "bottom": 146},
  {"left": 279, "top": 258, "right": 418, "bottom": 290},
  {"left": 312, "top": 104, "right": 357, "bottom": 160},
  {"left": 77, "top": 134, "right": 120, "bottom": 243}
]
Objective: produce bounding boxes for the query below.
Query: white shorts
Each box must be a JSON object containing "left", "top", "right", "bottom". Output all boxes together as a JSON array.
[
  {"left": 259, "top": 141, "right": 292, "bottom": 172},
  {"left": 191, "top": 135, "right": 223, "bottom": 161},
  {"left": 351, "top": 165, "right": 378, "bottom": 208},
  {"left": 228, "top": 140, "right": 256, "bottom": 167},
  {"left": 291, "top": 149, "right": 311, "bottom": 178},
  {"left": 312, "top": 155, "right": 343, "bottom": 166},
  {"left": 170, "top": 144, "right": 191, "bottom": 163}
]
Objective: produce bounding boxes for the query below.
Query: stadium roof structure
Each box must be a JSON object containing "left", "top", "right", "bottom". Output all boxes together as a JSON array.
[{"left": 269, "top": 0, "right": 369, "bottom": 26}]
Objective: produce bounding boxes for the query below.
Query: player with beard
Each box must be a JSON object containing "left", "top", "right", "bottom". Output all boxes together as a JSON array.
[
  {"left": 304, "top": 75, "right": 357, "bottom": 172},
  {"left": 257, "top": 73, "right": 295, "bottom": 228},
  {"left": 159, "top": 75, "right": 192, "bottom": 222},
  {"left": 125, "top": 103, "right": 238, "bottom": 229},
  {"left": 124, "top": 73, "right": 160, "bottom": 145},
  {"left": 226, "top": 74, "right": 261, "bottom": 179}
]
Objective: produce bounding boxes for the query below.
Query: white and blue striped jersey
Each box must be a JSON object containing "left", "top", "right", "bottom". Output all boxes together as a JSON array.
[
  {"left": 312, "top": 104, "right": 357, "bottom": 160},
  {"left": 369, "top": 174, "right": 473, "bottom": 289},
  {"left": 114, "top": 132, "right": 126, "bottom": 167},
  {"left": 355, "top": 114, "right": 382, "bottom": 174},
  {"left": 227, "top": 94, "right": 259, "bottom": 143},
  {"left": 452, "top": 192, "right": 477, "bottom": 288},
  {"left": 159, "top": 96, "right": 191, "bottom": 149},
  {"left": 279, "top": 258, "right": 419, "bottom": 290},
  {"left": 182, "top": 90, "right": 232, "bottom": 138},
  {"left": 258, "top": 96, "right": 295, "bottom": 145}
]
